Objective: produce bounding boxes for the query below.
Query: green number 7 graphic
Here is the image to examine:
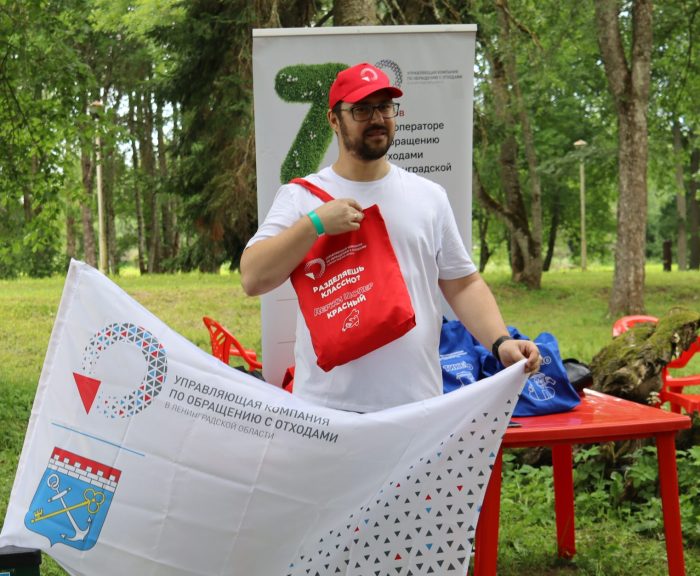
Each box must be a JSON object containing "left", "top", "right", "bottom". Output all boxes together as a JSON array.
[{"left": 275, "top": 63, "right": 348, "bottom": 183}]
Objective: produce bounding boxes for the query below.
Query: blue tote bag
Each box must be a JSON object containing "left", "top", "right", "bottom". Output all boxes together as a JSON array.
[
  {"left": 440, "top": 322, "right": 580, "bottom": 417},
  {"left": 478, "top": 327, "right": 581, "bottom": 417},
  {"left": 439, "top": 319, "right": 481, "bottom": 393}
]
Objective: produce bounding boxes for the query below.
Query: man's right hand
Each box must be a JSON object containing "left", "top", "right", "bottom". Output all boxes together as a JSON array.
[
  {"left": 240, "top": 198, "right": 365, "bottom": 296},
  {"left": 315, "top": 198, "right": 365, "bottom": 235}
]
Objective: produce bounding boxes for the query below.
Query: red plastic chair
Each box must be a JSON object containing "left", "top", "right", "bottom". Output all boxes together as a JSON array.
[
  {"left": 661, "top": 338, "right": 700, "bottom": 415},
  {"left": 613, "top": 315, "right": 700, "bottom": 415},
  {"left": 281, "top": 366, "right": 295, "bottom": 393},
  {"left": 202, "top": 316, "right": 262, "bottom": 371},
  {"left": 611, "top": 314, "right": 658, "bottom": 337}
]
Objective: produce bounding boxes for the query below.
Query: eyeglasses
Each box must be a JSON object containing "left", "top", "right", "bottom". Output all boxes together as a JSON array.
[{"left": 339, "top": 102, "right": 400, "bottom": 122}]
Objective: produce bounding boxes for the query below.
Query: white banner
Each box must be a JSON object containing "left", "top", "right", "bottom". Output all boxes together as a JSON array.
[
  {"left": 252, "top": 25, "right": 477, "bottom": 385},
  {"left": 0, "top": 261, "right": 525, "bottom": 576}
]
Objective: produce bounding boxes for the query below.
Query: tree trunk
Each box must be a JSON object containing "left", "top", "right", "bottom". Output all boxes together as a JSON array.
[
  {"left": 80, "top": 145, "right": 97, "bottom": 268},
  {"left": 129, "top": 95, "right": 147, "bottom": 274},
  {"left": 478, "top": 219, "right": 491, "bottom": 273},
  {"left": 22, "top": 165, "right": 33, "bottom": 223},
  {"left": 595, "top": 0, "right": 653, "bottom": 316},
  {"left": 169, "top": 104, "right": 181, "bottom": 263},
  {"left": 477, "top": 35, "right": 540, "bottom": 288},
  {"left": 689, "top": 147, "right": 700, "bottom": 269},
  {"left": 133, "top": 137, "right": 148, "bottom": 275},
  {"left": 610, "top": 99, "right": 649, "bottom": 314},
  {"left": 104, "top": 143, "right": 116, "bottom": 274},
  {"left": 502, "top": 137, "right": 528, "bottom": 279},
  {"left": 472, "top": 170, "right": 491, "bottom": 273},
  {"left": 398, "top": 0, "right": 439, "bottom": 24},
  {"left": 66, "top": 212, "right": 77, "bottom": 260},
  {"left": 161, "top": 196, "right": 179, "bottom": 267},
  {"left": 333, "top": 0, "right": 376, "bottom": 25},
  {"left": 497, "top": 0, "right": 543, "bottom": 287},
  {"left": 104, "top": 90, "right": 120, "bottom": 274},
  {"left": 672, "top": 121, "right": 687, "bottom": 270},
  {"left": 138, "top": 90, "right": 160, "bottom": 273},
  {"left": 23, "top": 87, "right": 41, "bottom": 223},
  {"left": 276, "top": 0, "right": 321, "bottom": 26},
  {"left": 543, "top": 194, "right": 561, "bottom": 272},
  {"left": 156, "top": 100, "right": 177, "bottom": 265}
]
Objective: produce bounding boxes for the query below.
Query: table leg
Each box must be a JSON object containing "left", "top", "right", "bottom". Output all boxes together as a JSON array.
[
  {"left": 656, "top": 432, "right": 686, "bottom": 576},
  {"left": 552, "top": 444, "right": 576, "bottom": 558},
  {"left": 473, "top": 448, "right": 503, "bottom": 576}
]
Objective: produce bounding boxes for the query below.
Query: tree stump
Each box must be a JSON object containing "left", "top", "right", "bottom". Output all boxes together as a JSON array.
[{"left": 590, "top": 307, "right": 700, "bottom": 404}]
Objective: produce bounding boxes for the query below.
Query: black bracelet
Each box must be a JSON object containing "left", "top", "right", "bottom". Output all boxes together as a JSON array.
[{"left": 491, "top": 335, "right": 512, "bottom": 364}]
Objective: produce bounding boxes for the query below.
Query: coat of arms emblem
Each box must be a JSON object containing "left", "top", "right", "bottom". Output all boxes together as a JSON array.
[{"left": 24, "top": 448, "right": 120, "bottom": 550}]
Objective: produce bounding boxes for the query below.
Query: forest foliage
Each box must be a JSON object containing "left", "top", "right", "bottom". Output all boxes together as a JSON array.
[{"left": 1, "top": 0, "right": 698, "bottom": 314}]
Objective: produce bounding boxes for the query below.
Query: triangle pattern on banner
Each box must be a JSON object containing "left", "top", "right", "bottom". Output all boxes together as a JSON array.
[{"left": 286, "top": 410, "right": 504, "bottom": 575}]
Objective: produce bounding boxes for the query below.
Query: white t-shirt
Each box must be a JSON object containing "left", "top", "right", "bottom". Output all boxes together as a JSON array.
[{"left": 248, "top": 164, "right": 477, "bottom": 412}]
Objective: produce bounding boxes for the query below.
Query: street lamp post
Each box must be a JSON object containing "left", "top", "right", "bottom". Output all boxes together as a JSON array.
[
  {"left": 574, "top": 139, "right": 587, "bottom": 271},
  {"left": 89, "top": 100, "right": 108, "bottom": 274}
]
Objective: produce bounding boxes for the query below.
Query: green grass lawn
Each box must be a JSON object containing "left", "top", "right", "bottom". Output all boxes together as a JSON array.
[{"left": 1, "top": 265, "right": 699, "bottom": 575}]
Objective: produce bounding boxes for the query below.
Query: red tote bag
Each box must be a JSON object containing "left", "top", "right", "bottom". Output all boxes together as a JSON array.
[{"left": 289, "top": 178, "right": 416, "bottom": 372}]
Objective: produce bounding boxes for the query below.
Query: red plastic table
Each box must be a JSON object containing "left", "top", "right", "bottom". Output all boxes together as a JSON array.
[{"left": 473, "top": 389, "right": 691, "bottom": 576}]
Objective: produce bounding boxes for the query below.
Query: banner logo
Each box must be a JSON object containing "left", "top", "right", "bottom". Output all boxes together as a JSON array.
[
  {"left": 375, "top": 59, "right": 403, "bottom": 88},
  {"left": 73, "top": 322, "right": 167, "bottom": 418},
  {"left": 24, "top": 448, "right": 120, "bottom": 551}
]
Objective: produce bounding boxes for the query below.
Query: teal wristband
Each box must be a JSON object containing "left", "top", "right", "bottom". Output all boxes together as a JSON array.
[{"left": 307, "top": 210, "right": 325, "bottom": 236}]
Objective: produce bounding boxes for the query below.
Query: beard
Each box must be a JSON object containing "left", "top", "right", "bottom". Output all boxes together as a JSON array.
[{"left": 338, "top": 118, "right": 395, "bottom": 161}]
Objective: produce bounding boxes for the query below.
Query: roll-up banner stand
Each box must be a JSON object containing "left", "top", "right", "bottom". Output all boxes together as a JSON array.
[{"left": 252, "top": 25, "right": 476, "bottom": 385}]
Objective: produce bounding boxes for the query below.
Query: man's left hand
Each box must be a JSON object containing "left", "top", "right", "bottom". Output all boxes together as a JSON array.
[{"left": 498, "top": 339, "right": 541, "bottom": 374}]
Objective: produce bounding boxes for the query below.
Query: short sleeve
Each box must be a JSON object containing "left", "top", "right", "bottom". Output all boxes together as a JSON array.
[
  {"left": 246, "top": 184, "right": 307, "bottom": 248},
  {"left": 436, "top": 192, "right": 477, "bottom": 280}
]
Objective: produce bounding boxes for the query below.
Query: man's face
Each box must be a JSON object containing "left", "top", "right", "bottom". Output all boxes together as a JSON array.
[{"left": 334, "top": 91, "right": 397, "bottom": 161}]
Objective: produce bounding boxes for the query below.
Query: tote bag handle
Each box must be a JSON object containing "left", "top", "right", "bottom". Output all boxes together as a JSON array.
[{"left": 290, "top": 178, "right": 335, "bottom": 203}]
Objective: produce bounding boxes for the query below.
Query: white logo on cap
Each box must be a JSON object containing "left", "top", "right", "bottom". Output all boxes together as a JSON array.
[{"left": 360, "top": 67, "right": 378, "bottom": 82}]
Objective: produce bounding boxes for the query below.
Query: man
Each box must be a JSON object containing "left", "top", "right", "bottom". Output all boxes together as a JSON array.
[{"left": 241, "top": 62, "right": 540, "bottom": 412}]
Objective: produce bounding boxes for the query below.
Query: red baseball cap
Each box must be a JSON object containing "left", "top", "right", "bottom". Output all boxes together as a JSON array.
[{"left": 328, "top": 63, "right": 403, "bottom": 109}]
